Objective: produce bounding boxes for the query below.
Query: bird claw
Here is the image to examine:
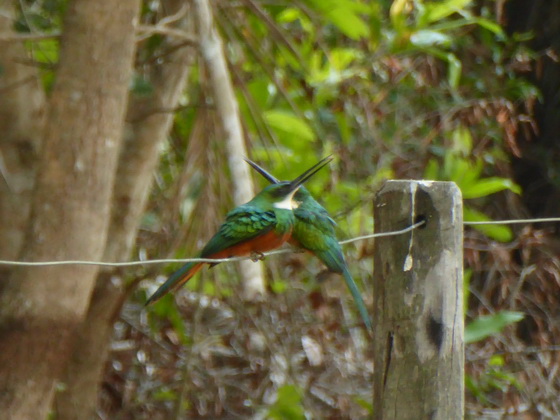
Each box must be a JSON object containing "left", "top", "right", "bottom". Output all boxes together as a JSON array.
[{"left": 250, "top": 251, "right": 265, "bottom": 262}]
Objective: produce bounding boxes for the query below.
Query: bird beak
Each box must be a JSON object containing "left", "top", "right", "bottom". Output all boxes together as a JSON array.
[
  {"left": 287, "top": 155, "right": 333, "bottom": 193},
  {"left": 244, "top": 158, "right": 280, "bottom": 184}
]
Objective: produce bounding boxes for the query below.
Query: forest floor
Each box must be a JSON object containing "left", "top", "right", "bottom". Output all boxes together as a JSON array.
[{"left": 99, "top": 225, "right": 560, "bottom": 419}]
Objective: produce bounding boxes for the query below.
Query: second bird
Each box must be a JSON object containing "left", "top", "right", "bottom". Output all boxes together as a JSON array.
[
  {"left": 146, "top": 156, "right": 333, "bottom": 305},
  {"left": 245, "top": 158, "right": 372, "bottom": 331}
]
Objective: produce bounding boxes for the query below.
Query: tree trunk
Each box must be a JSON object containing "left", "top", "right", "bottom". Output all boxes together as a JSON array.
[
  {"left": 0, "top": 2, "right": 45, "bottom": 261},
  {"left": 193, "top": 0, "right": 266, "bottom": 300},
  {"left": 0, "top": 0, "right": 139, "bottom": 418},
  {"left": 373, "top": 181, "right": 464, "bottom": 420},
  {"left": 53, "top": 2, "right": 195, "bottom": 418}
]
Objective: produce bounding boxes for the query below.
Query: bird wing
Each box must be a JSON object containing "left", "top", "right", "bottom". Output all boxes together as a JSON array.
[
  {"left": 294, "top": 208, "right": 372, "bottom": 330},
  {"left": 200, "top": 204, "right": 277, "bottom": 257},
  {"left": 293, "top": 206, "right": 336, "bottom": 241},
  {"left": 295, "top": 195, "right": 337, "bottom": 226}
]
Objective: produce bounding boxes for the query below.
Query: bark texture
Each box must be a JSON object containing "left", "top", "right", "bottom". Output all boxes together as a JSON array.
[
  {"left": 53, "top": 1, "right": 194, "bottom": 418},
  {"left": 0, "top": 0, "right": 140, "bottom": 418},
  {"left": 373, "top": 181, "right": 464, "bottom": 420},
  {"left": 0, "top": 2, "right": 45, "bottom": 260}
]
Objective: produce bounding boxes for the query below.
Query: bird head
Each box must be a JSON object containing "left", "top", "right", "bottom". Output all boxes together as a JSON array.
[
  {"left": 245, "top": 158, "right": 321, "bottom": 208},
  {"left": 249, "top": 156, "right": 332, "bottom": 210}
]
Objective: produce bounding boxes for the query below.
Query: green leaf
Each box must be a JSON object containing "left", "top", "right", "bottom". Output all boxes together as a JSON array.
[
  {"left": 463, "top": 269, "right": 472, "bottom": 314},
  {"left": 465, "top": 311, "right": 524, "bottom": 343},
  {"left": 268, "top": 384, "right": 305, "bottom": 420},
  {"left": 307, "top": 0, "right": 371, "bottom": 40},
  {"left": 271, "top": 279, "right": 288, "bottom": 294},
  {"left": 308, "top": 48, "right": 362, "bottom": 86},
  {"left": 424, "top": 159, "right": 440, "bottom": 180},
  {"left": 419, "top": 0, "right": 473, "bottom": 26},
  {"left": 456, "top": 160, "right": 483, "bottom": 189},
  {"left": 247, "top": 78, "right": 272, "bottom": 109},
  {"left": 277, "top": 7, "right": 314, "bottom": 33},
  {"left": 464, "top": 207, "right": 513, "bottom": 242},
  {"left": 427, "top": 17, "right": 494, "bottom": 34},
  {"left": 446, "top": 53, "right": 462, "bottom": 88},
  {"left": 263, "top": 110, "right": 315, "bottom": 143},
  {"left": 443, "top": 153, "right": 470, "bottom": 183},
  {"left": 471, "top": 17, "right": 504, "bottom": 36},
  {"left": 153, "top": 387, "right": 178, "bottom": 401},
  {"left": 354, "top": 396, "right": 374, "bottom": 413},
  {"left": 424, "top": 48, "right": 462, "bottom": 88},
  {"left": 451, "top": 125, "right": 473, "bottom": 155},
  {"left": 327, "top": 7, "right": 370, "bottom": 40},
  {"left": 390, "top": 0, "right": 409, "bottom": 31},
  {"left": 462, "top": 177, "right": 522, "bottom": 199},
  {"left": 30, "top": 38, "right": 59, "bottom": 64},
  {"left": 489, "top": 354, "right": 505, "bottom": 367},
  {"left": 410, "top": 30, "right": 452, "bottom": 47}
]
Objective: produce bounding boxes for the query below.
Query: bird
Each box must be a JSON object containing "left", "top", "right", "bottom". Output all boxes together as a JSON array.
[
  {"left": 146, "top": 156, "right": 333, "bottom": 305},
  {"left": 244, "top": 158, "right": 372, "bottom": 330}
]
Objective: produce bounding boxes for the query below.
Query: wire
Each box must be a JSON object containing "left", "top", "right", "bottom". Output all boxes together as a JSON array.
[
  {"left": 0, "top": 223, "right": 423, "bottom": 268},
  {"left": 338, "top": 220, "right": 425, "bottom": 244},
  {"left": 464, "top": 217, "right": 560, "bottom": 225},
  {"left": 0, "top": 217, "right": 557, "bottom": 268}
]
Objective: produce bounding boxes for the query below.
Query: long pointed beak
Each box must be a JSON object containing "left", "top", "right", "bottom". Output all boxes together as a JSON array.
[
  {"left": 287, "top": 155, "right": 333, "bottom": 193},
  {"left": 244, "top": 158, "right": 280, "bottom": 184}
]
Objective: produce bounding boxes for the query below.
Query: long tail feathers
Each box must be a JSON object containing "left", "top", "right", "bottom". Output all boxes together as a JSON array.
[
  {"left": 145, "top": 262, "right": 204, "bottom": 305},
  {"left": 342, "top": 266, "right": 372, "bottom": 331}
]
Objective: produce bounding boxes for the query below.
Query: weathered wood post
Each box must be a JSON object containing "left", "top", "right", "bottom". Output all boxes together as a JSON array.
[{"left": 373, "top": 180, "right": 464, "bottom": 420}]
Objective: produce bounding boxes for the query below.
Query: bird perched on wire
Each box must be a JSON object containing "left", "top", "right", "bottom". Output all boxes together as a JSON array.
[
  {"left": 245, "top": 158, "right": 372, "bottom": 331},
  {"left": 146, "top": 156, "right": 333, "bottom": 305}
]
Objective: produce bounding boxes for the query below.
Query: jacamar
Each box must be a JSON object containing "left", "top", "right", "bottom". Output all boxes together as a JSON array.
[
  {"left": 245, "top": 159, "right": 372, "bottom": 330},
  {"left": 146, "top": 156, "right": 333, "bottom": 305}
]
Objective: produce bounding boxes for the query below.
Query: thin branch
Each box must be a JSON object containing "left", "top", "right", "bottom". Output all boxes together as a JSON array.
[
  {"left": 0, "top": 26, "right": 196, "bottom": 44},
  {"left": 136, "top": 24, "right": 197, "bottom": 44},
  {"left": 0, "top": 31, "right": 60, "bottom": 41},
  {"left": 193, "top": 0, "right": 266, "bottom": 298}
]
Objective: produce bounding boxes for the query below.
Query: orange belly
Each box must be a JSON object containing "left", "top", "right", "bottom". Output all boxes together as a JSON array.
[{"left": 211, "top": 229, "right": 291, "bottom": 259}]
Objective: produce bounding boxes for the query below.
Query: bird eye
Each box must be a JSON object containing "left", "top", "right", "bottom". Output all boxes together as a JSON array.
[{"left": 273, "top": 184, "right": 291, "bottom": 197}]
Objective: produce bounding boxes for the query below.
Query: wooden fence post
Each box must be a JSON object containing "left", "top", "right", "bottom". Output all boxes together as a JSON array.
[{"left": 373, "top": 180, "right": 464, "bottom": 420}]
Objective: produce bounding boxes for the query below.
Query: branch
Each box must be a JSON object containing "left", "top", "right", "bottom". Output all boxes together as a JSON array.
[
  {"left": 0, "top": 31, "right": 60, "bottom": 41},
  {"left": 193, "top": 0, "right": 267, "bottom": 298},
  {"left": 0, "top": 26, "right": 196, "bottom": 44},
  {"left": 136, "top": 24, "right": 197, "bottom": 44}
]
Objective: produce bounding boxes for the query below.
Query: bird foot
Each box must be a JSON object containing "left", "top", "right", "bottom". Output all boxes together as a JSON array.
[{"left": 250, "top": 251, "right": 265, "bottom": 262}]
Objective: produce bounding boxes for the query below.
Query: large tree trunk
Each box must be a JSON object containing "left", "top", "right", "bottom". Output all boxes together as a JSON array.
[
  {"left": 53, "top": 1, "right": 195, "bottom": 418},
  {"left": 0, "top": 2, "right": 44, "bottom": 261},
  {"left": 0, "top": 0, "right": 139, "bottom": 418}
]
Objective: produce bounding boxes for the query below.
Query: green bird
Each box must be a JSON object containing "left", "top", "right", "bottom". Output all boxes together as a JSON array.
[
  {"left": 245, "top": 158, "right": 372, "bottom": 330},
  {"left": 146, "top": 156, "right": 333, "bottom": 305}
]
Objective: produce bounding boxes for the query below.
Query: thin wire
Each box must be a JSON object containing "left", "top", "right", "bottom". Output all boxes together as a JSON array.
[
  {"left": 0, "top": 221, "right": 426, "bottom": 268},
  {"left": 339, "top": 219, "right": 425, "bottom": 244},
  {"left": 464, "top": 217, "right": 560, "bottom": 225},
  {"left": 0, "top": 217, "right": 558, "bottom": 268}
]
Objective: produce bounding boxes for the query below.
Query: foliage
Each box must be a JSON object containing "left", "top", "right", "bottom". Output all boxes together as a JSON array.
[
  {"left": 11, "top": 0, "right": 554, "bottom": 417},
  {"left": 142, "top": 0, "right": 542, "bottom": 416},
  {"left": 465, "top": 311, "right": 524, "bottom": 344},
  {"left": 267, "top": 384, "right": 306, "bottom": 420},
  {"left": 466, "top": 355, "right": 522, "bottom": 405},
  {"left": 424, "top": 125, "right": 521, "bottom": 241}
]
